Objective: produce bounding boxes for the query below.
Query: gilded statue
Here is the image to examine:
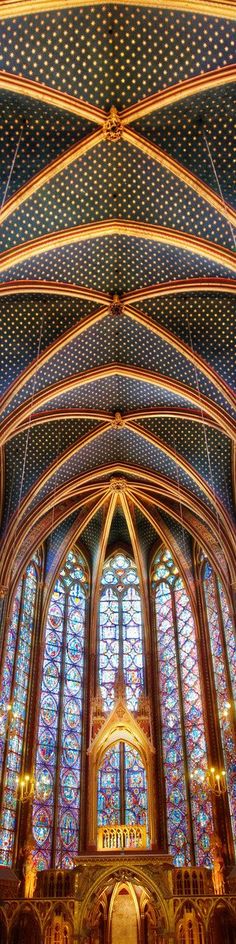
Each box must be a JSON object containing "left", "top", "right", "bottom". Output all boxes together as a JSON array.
[{"left": 210, "top": 834, "right": 225, "bottom": 896}]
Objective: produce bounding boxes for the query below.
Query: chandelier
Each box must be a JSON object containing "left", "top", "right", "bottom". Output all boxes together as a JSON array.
[
  {"left": 190, "top": 766, "right": 227, "bottom": 797},
  {"left": 16, "top": 773, "right": 35, "bottom": 803}
]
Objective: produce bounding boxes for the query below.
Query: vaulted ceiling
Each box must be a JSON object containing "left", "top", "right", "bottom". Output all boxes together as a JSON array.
[{"left": 0, "top": 0, "right": 235, "bottom": 593}]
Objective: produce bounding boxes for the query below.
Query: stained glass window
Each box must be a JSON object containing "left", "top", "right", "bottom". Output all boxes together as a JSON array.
[
  {"left": 99, "top": 553, "right": 144, "bottom": 711},
  {"left": 152, "top": 547, "right": 213, "bottom": 866},
  {"left": 32, "top": 549, "right": 88, "bottom": 869},
  {"left": 0, "top": 555, "right": 40, "bottom": 866},
  {"left": 202, "top": 560, "right": 236, "bottom": 847},
  {"left": 98, "top": 743, "right": 148, "bottom": 829}
]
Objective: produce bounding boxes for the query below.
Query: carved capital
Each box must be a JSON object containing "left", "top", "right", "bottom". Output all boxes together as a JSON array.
[
  {"left": 0, "top": 585, "right": 8, "bottom": 599},
  {"left": 104, "top": 106, "right": 123, "bottom": 142}
]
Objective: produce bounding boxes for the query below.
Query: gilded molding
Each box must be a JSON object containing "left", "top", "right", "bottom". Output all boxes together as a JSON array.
[
  {"left": 0, "top": 220, "right": 236, "bottom": 275},
  {"left": 0, "top": 130, "right": 104, "bottom": 225},
  {"left": 124, "top": 277, "right": 236, "bottom": 303},
  {"left": 1, "top": 365, "right": 235, "bottom": 447},
  {"left": 121, "top": 63, "right": 236, "bottom": 123},
  {"left": 0, "top": 70, "right": 105, "bottom": 123},
  {"left": 0, "top": 1, "right": 235, "bottom": 18},
  {"left": 124, "top": 128, "right": 236, "bottom": 229},
  {"left": 124, "top": 303, "right": 236, "bottom": 412}
]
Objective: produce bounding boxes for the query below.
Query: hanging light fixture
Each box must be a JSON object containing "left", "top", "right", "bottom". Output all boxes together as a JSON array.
[
  {"left": 16, "top": 773, "right": 35, "bottom": 803},
  {"left": 190, "top": 766, "right": 227, "bottom": 797}
]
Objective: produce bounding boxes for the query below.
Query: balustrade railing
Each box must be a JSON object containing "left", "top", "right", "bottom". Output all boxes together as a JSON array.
[{"left": 97, "top": 824, "right": 147, "bottom": 851}]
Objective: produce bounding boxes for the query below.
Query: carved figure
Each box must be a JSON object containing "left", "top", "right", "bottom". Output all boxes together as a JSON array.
[
  {"left": 22, "top": 843, "right": 37, "bottom": 899},
  {"left": 210, "top": 834, "right": 225, "bottom": 895}
]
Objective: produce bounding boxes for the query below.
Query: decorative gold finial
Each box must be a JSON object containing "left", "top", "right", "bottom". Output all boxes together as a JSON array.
[
  {"left": 111, "top": 412, "right": 125, "bottom": 429},
  {"left": 104, "top": 106, "right": 123, "bottom": 142},
  {"left": 109, "top": 293, "right": 123, "bottom": 316}
]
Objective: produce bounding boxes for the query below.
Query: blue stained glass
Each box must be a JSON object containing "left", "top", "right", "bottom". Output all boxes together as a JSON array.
[
  {"left": 33, "top": 549, "right": 88, "bottom": 869},
  {"left": 98, "top": 747, "right": 120, "bottom": 825},
  {"left": 153, "top": 547, "right": 213, "bottom": 866},
  {"left": 0, "top": 557, "right": 39, "bottom": 866},
  {"left": 203, "top": 561, "right": 236, "bottom": 849},
  {"left": 98, "top": 553, "right": 144, "bottom": 711}
]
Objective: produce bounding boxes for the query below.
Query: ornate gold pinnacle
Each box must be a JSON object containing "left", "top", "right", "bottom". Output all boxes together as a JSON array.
[{"left": 104, "top": 106, "right": 123, "bottom": 142}]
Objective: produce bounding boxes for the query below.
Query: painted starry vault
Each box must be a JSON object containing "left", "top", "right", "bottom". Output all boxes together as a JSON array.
[{"left": 0, "top": 0, "right": 235, "bottom": 591}]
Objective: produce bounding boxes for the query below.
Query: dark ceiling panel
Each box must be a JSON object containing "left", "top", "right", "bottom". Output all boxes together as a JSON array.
[
  {"left": 1, "top": 8, "right": 234, "bottom": 109},
  {"left": 25, "top": 426, "right": 213, "bottom": 518},
  {"left": 134, "top": 84, "right": 236, "bottom": 210},
  {"left": 2, "top": 418, "right": 98, "bottom": 530},
  {"left": 0, "top": 235, "right": 233, "bottom": 294},
  {"left": 1, "top": 139, "right": 232, "bottom": 250},
  {"left": 0, "top": 89, "right": 95, "bottom": 205},
  {"left": 139, "top": 416, "right": 234, "bottom": 514},
  {"left": 135, "top": 293, "right": 236, "bottom": 388},
  {"left": 4, "top": 314, "right": 233, "bottom": 420},
  {"left": 0, "top": 294, "right": 99, "bottom": 394}
]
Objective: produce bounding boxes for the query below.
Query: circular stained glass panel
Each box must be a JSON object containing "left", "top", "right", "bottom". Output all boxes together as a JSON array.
[
  {"left": 64, "top": 698, "right": 80, "bottom": 729},
  {"left": 65, "top": 665, "right": 81, "bottom": 695},
  {"left": 38, "top": 731, "right": 56, "bottom": 764},
  {"left": 61, "top": 771, "right": 78, "bottom": 802},
  {"left": 41, "top": 694, "right": 57, "bottom": 727},
  {"left": 62, "top": 732, "right": 80, "bottom": 766},
  {"left": 44, "top": 662, "right": 60, "bottom": 693},
  {"left": 48, "top": 602, "right": 63, "bottom": 629},
  {"left": 46, "top": 631, "right": 61, "bottom": 660},
  {"left": 36, "top": 768, "right": 53, "bottom": 801},
  {"left": 60, "top": 811, "right": 77, "bottom": 846},
  {"left": 33, "top": 807, "right": 51, "bottom": 845}
]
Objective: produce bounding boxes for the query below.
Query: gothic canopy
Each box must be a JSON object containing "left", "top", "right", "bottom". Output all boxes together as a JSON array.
[{"left": 0, "top": 0, "right": 235, "bottom": 588}]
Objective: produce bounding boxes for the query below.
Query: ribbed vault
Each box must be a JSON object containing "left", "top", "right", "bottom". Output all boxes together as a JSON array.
[{"left": 0, "top": 0, "right": 235, "bottom": 600}]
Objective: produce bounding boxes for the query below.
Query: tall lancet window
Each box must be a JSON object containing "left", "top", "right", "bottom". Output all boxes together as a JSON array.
[
  {"left": 32, "top": 549, "right": 88, "bottom": 869},
  {"left": 0, "top": 552, "right": 41, "bottom": 866},
  {"left": 152, "top": 547, "right": 213, "bottom": 866},
  {"left": 98, "top": 552, "right": 144, "bottom": 712},
  {"left": 202, "top": 559, "right": 236, "bottom": 847}
]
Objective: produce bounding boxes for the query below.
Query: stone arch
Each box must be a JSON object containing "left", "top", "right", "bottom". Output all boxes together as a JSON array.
[
  {"left": 175, "top": 903, "right": 206, "bottom": 944},
  {"left": 44, "top": 904, "right": 73, "bottom": 944},
  {"left": 78, "top": 863, "right": 170, "bottom": 943},
  {"left": 0, "top": 909, "right": 7, "bottom": 944},
  {"left": 207, "top": 901, "right": 236, "bottom": 943},
  {"left": 9, "top": 904, "right": 42, "bottom": 944},
  {"left": 108, "top": 881, "right": 140, "bottom": 944},
  {"left": 88, "top": 698, "right": 155, "bottom": 848}
]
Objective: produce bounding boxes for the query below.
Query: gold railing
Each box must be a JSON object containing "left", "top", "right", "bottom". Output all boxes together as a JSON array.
[{"left": 97, "top": 824, "right": 147, "bottom": 851}]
